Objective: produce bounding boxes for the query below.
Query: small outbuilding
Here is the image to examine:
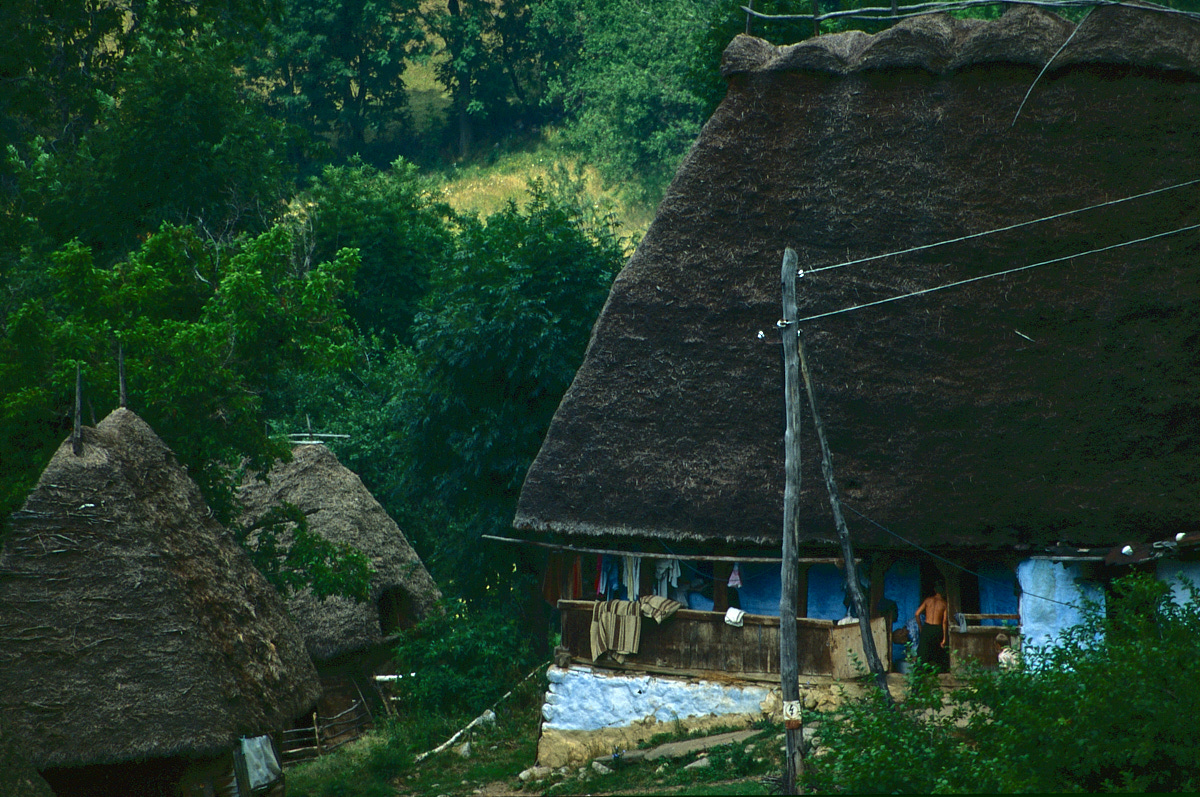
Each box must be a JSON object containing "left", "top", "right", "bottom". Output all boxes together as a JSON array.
[
  {"left": 0, "top": 408, "right": 322, "bottom": 795},
  {"left": 238, "top": 444, "right": 442, "bottom": 755},
  {"left": 239, "top": 444, "right": 441, "bottom": 663}
]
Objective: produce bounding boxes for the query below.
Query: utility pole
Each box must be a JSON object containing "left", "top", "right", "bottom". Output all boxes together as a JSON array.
[
  {"left": 798, "top": 332, "right": 892, "bottom": 700},
  {"left": 778, "top": 248, "right": 804, "bottom": 794}
]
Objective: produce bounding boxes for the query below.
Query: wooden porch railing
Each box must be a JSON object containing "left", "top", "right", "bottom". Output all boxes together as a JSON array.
[{"left": 558, "top": 600, "right": 890, "bottom": 679}]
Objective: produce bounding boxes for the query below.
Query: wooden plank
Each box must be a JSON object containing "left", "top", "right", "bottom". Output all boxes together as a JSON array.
[{"left": 829, "top": 618, "right": 891, "bottom": 680}]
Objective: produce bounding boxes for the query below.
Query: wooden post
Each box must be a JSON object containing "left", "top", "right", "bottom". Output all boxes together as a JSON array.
[
  {"left": 798, "top": 331, "right": 893, "bottom": 702},
  {"left": 745, "top": 0, "right": 754, "bottom": 35},
  {"left": 118, "top": 343, "right": 127, "bottom": 408},
  {"left": 813, "top": 0, "right": 820, "bottom": 37},
  {"left": 72, "top": 364, "right": 82, "bottom": 456},
  {"left": 778, "top": 248, "right": 804, "bottom": 795}
]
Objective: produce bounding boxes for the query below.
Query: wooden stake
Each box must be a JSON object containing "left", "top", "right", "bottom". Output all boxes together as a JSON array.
[
  {"left": 72, "top": 364, "right": 82, "bottom": 456},
  {"left": 118, "top": 342, "right": 127, "bottom": 408},
  {"left": 779, "top": 248, "right": 804, "bottom": 794},
  {"left": 798, "top": 331, "right": 893, "bottom": 702}
]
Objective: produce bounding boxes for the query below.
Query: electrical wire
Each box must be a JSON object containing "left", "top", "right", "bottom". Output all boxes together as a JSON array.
[
  {"left": 796, "top": 221, "right": 1200, "bottom": 323},
  {"left": 741, "top": 0, "right": 1200, "bottom": 25},
  {"left": 804, "top": 178, "right": 1200, "bottom": 276}
]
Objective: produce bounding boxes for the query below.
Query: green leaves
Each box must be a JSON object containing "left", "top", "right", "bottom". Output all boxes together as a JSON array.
[
  {"left": 248, "top": 0, "right": 425, "bottom": 162},
  {"left": 0, "top": 222, "right": 359, "bottom": 525},
  {"left": 542, "top": 0, "right": 709, "bottom": 202},
  {"left": 236, "top": 502, "right": 374, "bottom": 602},
  {"left": 808, "top": 573, "right": 1200, "bottom": 793}
]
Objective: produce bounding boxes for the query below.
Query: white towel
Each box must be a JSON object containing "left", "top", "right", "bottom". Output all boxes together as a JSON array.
[{"left": 724, "top": 607, "right": 746, "bottom": 627}]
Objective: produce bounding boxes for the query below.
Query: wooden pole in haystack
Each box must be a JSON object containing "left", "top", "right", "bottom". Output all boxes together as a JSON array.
[
  {"left": 72, "top": 364, "right": 82, "bottom": 456},
  {"left": 778, "top": 248, "right": 804, "bottom": 795},
  {"left": 798, "top": 331, "right": 893, "bottom": 702},
  {"left": 118, "top": 343, "right": 127, "bottom": 408}
]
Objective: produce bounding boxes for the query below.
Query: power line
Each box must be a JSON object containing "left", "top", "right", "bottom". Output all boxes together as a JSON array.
[
  {"left": 797, "top": 221, "right": 1200, "bottom": 323},
  {"left": 742, "top": 0, "right": 1200, "bottom": 25},
  {"left": 805, "top": 178, "right": 1200, "bottom": 276}
]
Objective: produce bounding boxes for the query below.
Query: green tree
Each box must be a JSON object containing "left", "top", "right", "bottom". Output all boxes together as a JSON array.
[
  {"left": 541, "top": 0, "right": 710, "bottom": 202},
  {"left": 303, "top": 158, "right": 455, "bottom": 340},
  {"left": 32, "top": 31, "right": 293, "bottom": 261},
  {"left": 0, "top": 222, "right": 359, "bottom": 524},
  {"left": 426, "top": 0, "right": 551, "bottom": 157},
  {"left": 399, "top": 185, "right": 621, "bottom": 600},
  {"left": 250, "top": 0, "right": 425, "bottom": 164}
]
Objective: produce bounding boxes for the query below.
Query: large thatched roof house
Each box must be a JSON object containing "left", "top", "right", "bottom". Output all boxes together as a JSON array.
[
  {"left": 238, "top": 444, "right": 442, "bottom": 664},
  {"left": 513, "top": 7, "right": 1199, "bottom": 752},
  {"left": 0, "top": 409, "right": 321, "bottom": 795}
]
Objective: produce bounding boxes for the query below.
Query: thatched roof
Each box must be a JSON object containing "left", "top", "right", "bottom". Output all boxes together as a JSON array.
[
  {"left": 0, "top": 409, "right": 321, "bottom": 770},
  {"left": 1, "top": 716, "right": 54, "bottom": 797},
  {"left": 515, "top": 6, "right": 1200, "bottom": 552},
  {"left": 237, "top": 444, "right": 442, "bottom": 662}
]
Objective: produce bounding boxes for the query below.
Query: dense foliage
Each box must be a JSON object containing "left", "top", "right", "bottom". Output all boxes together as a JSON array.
[{"left": 810, "top": 572, "right": 1200, "bottom": 793}]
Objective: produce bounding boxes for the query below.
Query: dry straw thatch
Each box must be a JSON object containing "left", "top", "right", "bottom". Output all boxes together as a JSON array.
[
  {"left": 0, "top": 409, "right": 321, "bottom": 770},
  {"left": 238, "top": 444, "right": 441, "bottom": 662},
  {"left": 516, "top": 6, "right": 1200, "bottom": 553}
]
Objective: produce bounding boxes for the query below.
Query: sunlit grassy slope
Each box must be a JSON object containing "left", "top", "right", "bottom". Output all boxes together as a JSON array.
[{"left": 404, "top": 58, "right": 657, "bottom": 247}]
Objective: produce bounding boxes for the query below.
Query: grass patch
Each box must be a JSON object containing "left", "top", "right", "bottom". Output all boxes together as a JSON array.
[
  {"left": 430, "top": 132, "right": 657, "bottom": 250},
  {"left": 288, "top": 673, "right": 789, "bottom": 797}
]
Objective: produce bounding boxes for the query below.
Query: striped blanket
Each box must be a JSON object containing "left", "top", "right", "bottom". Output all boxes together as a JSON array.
[{"left": 589, "top": 596, "right": 683, "bottom": 662}]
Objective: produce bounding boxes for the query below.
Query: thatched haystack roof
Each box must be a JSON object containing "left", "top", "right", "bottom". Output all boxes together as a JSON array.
[
  {"left": 0, "top": 409, "right": 321, "bottom": 770},
  {"left": 515, "top": 6, "right": 1200, "bottom": 552},
  {"left": 237, "top": 444, "right": 441, "bottom": 662},
  {"left": 1, "top": 716, "right": 54, "bottom": 797}
]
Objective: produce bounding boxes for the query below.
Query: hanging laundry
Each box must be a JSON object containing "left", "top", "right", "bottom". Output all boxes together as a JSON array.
[
  {"left": 622, "top": 555, "right": 642, "bottom": 601},
  {"left": 589, "top": 600, "right": 642, "bottom": 663},
  {"left": 654, "top": 558, "right": 682, "bottom": 597},
  {"left": 541, "top": 552, "right": 565, "bottom": 606},
  {"left": 728, "top": 563, "right": 743, "bottom": 589},
  {"left": 638, "top": 594, "right": 683, "bottom": 624},
  {"left": 598, "top": 555, "right": 622, "bottom": 600},
  {"left": 594, "top": 556, "right": 604, "bottom": 597},
  {"left": 568, "top": 556, "right": 583, "bottom": 600}
]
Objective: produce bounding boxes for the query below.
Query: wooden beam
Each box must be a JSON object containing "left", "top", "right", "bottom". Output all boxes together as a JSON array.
[
  {"left": 482, "top": 535, "right": 851, "bottom": 565},
  {"left": 798, "top": 330, "right": 892, "bottom": 702}
]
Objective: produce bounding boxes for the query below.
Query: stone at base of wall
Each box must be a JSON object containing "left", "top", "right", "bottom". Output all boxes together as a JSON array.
[
  {"left": 538, "top": 713, "right": 763, "bottom": 768},
  {"left": 535, "top": 666, "right": 914, "bottom": 768}
]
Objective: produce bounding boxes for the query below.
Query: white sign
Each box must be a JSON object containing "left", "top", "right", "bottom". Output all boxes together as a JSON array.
[{"left": 782, "top": 700, "right": 802, "bottom": 721}]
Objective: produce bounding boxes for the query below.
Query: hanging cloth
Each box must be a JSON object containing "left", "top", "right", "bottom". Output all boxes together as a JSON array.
[
  {"left": 589, "top": 600, "right": 642, "bottom": 663},
  {"left": 727, "top": 563, "right": 743, "bottom": 589},
  {"left": 654, "top": 558, "right": 682, "bottom": 597},
  {"left": 541, "top": 552, "right": 565, "bottom": 605},
  {"left": 568, "top": 556, "right": 583, "bottom": 600},
  {"left": 622, "top": 555, "right": 642, "bottom": 601}
]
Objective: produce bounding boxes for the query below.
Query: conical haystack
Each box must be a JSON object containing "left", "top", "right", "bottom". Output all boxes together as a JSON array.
[
  {"left": 0, "top": 408, "right": 321, "bottom": 771},
  {"left": 238, "top": 444, "right": 441, "bottom": 662}
]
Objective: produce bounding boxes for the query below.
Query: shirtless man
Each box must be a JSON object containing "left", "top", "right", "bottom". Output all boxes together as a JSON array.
[{"left": 914, "top": 581, "right": 950, "bottom": 672}]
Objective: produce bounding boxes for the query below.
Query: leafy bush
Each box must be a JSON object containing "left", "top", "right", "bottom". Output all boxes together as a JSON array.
[
  {"left": 807, "top": 572, "right": 1200, "bottom": 793},
  {"left": 389, "top": 599, "right": 538, "bottom": 717}
]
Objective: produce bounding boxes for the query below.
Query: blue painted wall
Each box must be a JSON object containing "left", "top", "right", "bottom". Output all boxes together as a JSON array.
[
  {"left": 806, "top": 563, "right": 846, "bottom": 620},
  {"left": 978, "top": 562, "right": 1019, "bottom": 624},
  {"left": 737, "top": 562, "right": 782, "bottom": 617},
  {"left": 1017, "top": 559, "right": 1105, "bottom": 661}
]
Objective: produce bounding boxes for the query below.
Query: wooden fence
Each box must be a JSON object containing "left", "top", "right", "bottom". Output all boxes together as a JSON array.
[{"left": 280, "top": 700, "right": 373, "bottom": 766}]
